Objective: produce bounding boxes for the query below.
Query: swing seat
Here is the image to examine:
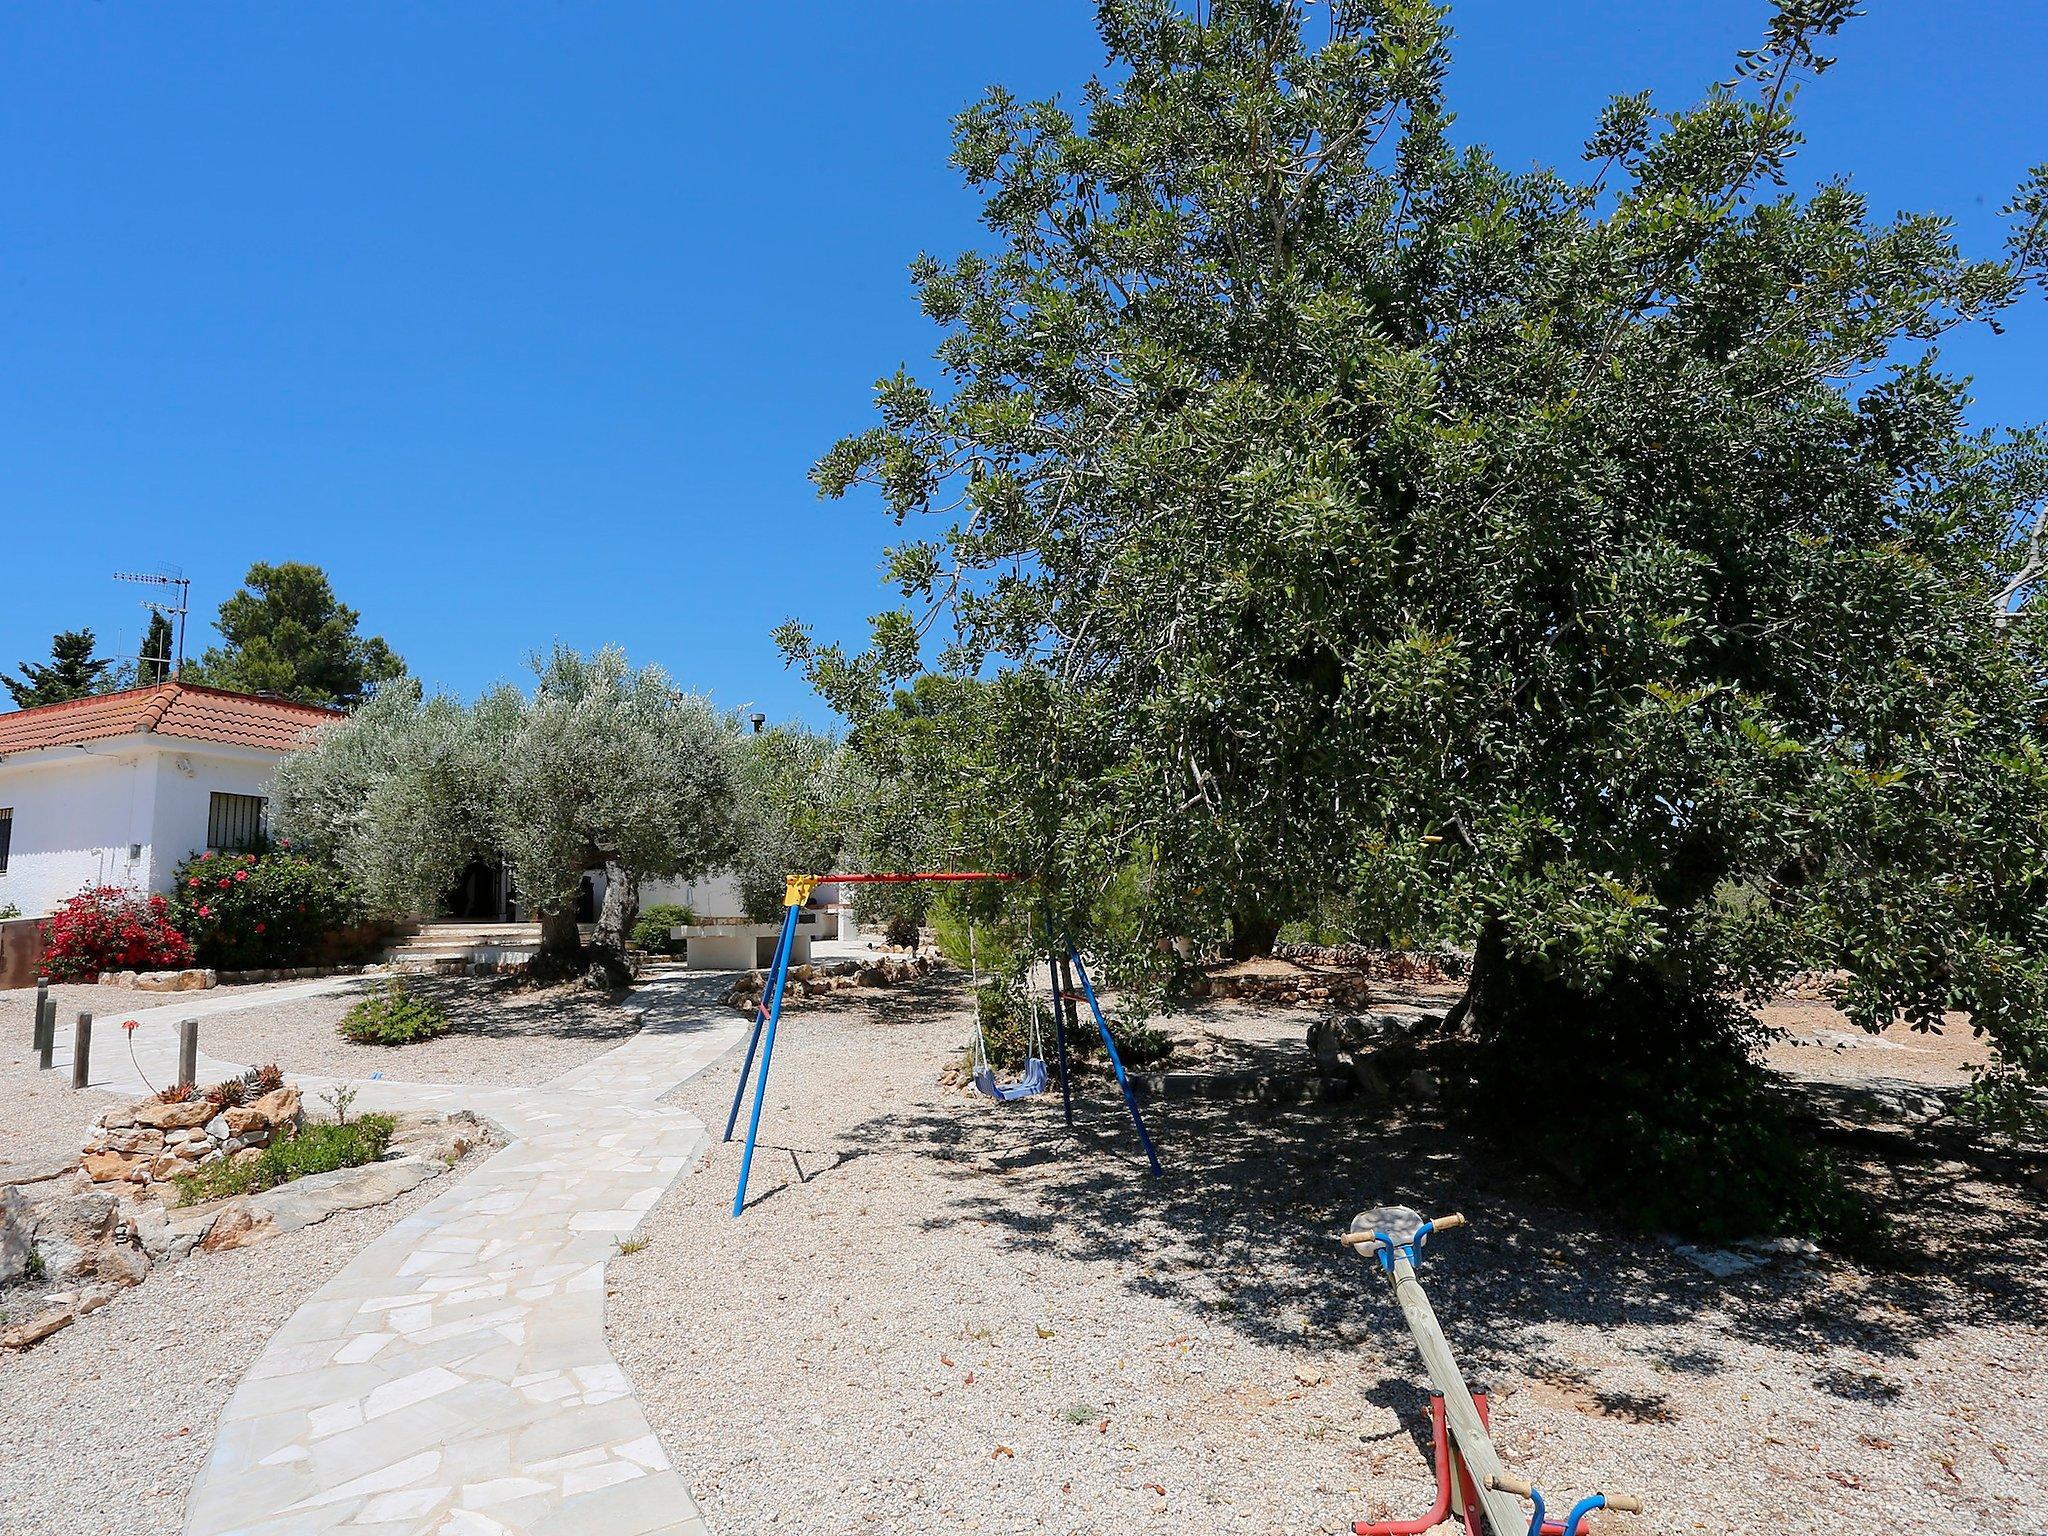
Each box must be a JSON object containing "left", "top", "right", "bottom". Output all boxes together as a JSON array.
[{"left": 973, "top": 1055, "right": 1049, "bottom": 1102}]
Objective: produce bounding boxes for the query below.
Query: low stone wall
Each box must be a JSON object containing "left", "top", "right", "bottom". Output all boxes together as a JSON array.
[
  {"left": 722, "top": 953, "right": 942, "bottom": 1013},
  {"left": 96, "top": 966, "right": 218, "bottom": 992},
  {"left": 81, "top": 1087, "right": 302, "bottom": 1190},
  {"left": 1196, "top": 968, "right": 1378, "bottom": 1010},
  {"left": 0, "top": 916, "right": 48, "bottom": 991}
]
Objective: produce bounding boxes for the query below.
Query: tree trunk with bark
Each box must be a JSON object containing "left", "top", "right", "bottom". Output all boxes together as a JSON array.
[
  {"left": 1226, "top": 904, "right": 1281, "bottom": 961},
  {"left": 537, "top": 906, "right": 583, "bottom": 968},
  {"left": 595, "top": 862, "right": 639, "bottom": 954}
]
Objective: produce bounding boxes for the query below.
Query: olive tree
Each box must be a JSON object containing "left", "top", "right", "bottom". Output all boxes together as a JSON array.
[
  {"left": 788, "top": 0, "right": 2048, "bottom": 1234},
  {"left": 276, "top": 647, "right": 741, "bottom": 975}
]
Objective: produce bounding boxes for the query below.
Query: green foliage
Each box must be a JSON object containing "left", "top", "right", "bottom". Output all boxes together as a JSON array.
[
  {"left": 167, "top": 846, "right": 365, "bottom": 969},
  {"left": 732, "top": 725, "right": 857, "bottom": 921},
  {"left": 4, "top": 629, "right": 112, "bottom": 708},
  {"left": 273, "top": 648, "right": 741, "bottom": 945},
  {"left": 340, "top": 978, "right": 452, "bottom": 1045},
  {"left": 0, "top": 903, "right": 19, "bottom": 921},
  {"left": 175, "top": 1114, "right": 396, "bottom": 1205},
  {"left": 630, "top": 903, "right": 695, "bottom": 954},
  {"left": 186, "top": 561, "right": 405, "bottom": 708},
  {"left": 789, "top": 0, "right": 2048, "bottom": 1221}
]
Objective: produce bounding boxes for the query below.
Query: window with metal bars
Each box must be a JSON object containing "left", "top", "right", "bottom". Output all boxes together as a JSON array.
[
  {"left": 206, "top": 792, "right": 267, "bottom": 853},
  {"left": 0, "top": 808, "right": 11, "bottom": 873}
]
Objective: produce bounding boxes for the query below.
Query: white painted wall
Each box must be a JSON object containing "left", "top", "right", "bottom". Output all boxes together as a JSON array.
[
  {"left": 0, "top": 738, "right": 287, "bottom": 917},
  {"left": 0, "top": 748, "right": 152, "bottom": 916},
  {"left": 640, "top": 870, "right": 748, "bottom": 919}
]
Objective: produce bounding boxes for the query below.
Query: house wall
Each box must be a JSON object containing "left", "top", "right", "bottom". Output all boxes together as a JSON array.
[
  {"left": 0, "top": 741, "right": 286, "bottom": 917},
  {"left": 0, "top": 749, "right": 152, "bottom": 916},
  {"left": 637, "top": 870, "right": 748, "bottom": 920},
  {"left": 141, "top": 747, "right": 283, "bottom": 892}
]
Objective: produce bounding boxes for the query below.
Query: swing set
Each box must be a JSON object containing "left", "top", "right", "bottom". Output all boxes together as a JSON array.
[{"left": 723, "top": 870, "right": 1164, "bottom": 1217}]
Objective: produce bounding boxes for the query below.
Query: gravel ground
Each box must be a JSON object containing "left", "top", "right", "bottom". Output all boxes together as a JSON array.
[
  {"left": 0, "top": 981, "right": 314, "bottom": 1175},
  {"left": 141, "top": 972, "right": 645, "bottom": 1088},
  {"left": 608, "top": 977, "right": 2048, "bottom": 1536},
  {"left": 0, "top": 1141, "right": 487, "bottom": 1536}
]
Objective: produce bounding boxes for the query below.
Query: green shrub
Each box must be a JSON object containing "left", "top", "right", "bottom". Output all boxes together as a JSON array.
[
  {"left": 340, "top": 978, "right": 451, "bottom": 1045},
  {"left": 971, "top": 978, "right": 1170, "bottom": 1071},
  {"left": 630, "top": 903, "right": 694, "bottom": 954},
  {"left": 175, "top": 1114, "right": 396, "bottom": 1206},
  {"left": 167, "top": 845, "right": 365, "bottom": 970}
]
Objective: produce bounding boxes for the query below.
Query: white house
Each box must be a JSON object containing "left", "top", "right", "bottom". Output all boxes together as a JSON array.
[{"left": 0, "top": 682, "right": 341, "bottom": 917}]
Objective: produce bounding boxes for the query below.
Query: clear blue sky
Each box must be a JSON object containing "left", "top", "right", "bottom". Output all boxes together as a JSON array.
[{"left": 4, "top": 2, "right": 2042, "bottom": 724}]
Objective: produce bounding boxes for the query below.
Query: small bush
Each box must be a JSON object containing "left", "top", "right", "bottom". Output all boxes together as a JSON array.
[
  {"left": 972, "top": 979, "right": 1171, "bottom": 1070},
  {"left": 339, "top": 978, "right": 451, "bottom": 1045},
  {"left": 166, "top": 845, "right": 365, "bottom": 971},
  {"left": 176, "top": 1114, "right": 395, "bottom": 1206},
  {"left": 39, "top": 886, "right": 193, "bottom": 981},
  {"left": 884, "top": 913, "right": 921, "bottom": 949},
  {"left": 630, "top": 903, "right": 694, "bottom": 955}
]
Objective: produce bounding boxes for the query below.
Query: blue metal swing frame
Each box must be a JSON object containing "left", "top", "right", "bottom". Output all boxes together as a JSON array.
[{"left": 723, "top": 873, "right": 1162, "bottom": 1216}]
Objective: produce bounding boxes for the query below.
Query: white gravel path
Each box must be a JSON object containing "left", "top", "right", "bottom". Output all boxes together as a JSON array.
[{"left": 608, "top": 977, "right": 2048, "bottom": 1536}]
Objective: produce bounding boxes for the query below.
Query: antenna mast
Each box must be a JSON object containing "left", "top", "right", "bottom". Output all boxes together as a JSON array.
[{"left": 114, "top": 567, "right": 191, "bottom": 681}]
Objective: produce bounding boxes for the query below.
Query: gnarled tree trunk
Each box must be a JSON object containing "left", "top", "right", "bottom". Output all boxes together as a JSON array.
[{"left": 595, "top": 862, "right": 639, "bottom": 954}]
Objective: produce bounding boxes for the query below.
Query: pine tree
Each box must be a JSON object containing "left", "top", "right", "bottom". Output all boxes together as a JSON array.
[{"left": 4, "top": 630, "right": 113, "bottom": 708}]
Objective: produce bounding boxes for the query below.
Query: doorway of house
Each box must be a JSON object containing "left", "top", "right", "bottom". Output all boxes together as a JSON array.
[{"left": 445, "top": 858, "right": 515, "bottom": 921}]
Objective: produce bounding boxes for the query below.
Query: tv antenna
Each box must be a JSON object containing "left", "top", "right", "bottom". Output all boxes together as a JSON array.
[{"left": 114, "top": 566, "right": 191, "bottom": 681}]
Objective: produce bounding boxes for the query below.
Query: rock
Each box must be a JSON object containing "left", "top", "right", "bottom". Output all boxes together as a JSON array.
[
  {"left": 128, "top": 1198, "right": 171, "bottom": 1260},
  {"left": 30, "top": 1190, "right": 119, "bottom": 1281},
  {"left": 81, "top": 1151, "right": 143, "bottom": 1184},
  {"left": 104, "top": 1127, "right": 165, "bottom": 1156},
  {"left": 223, "top": 1104, "right": 268, "bottom": 1136},
  {"left": 246, "top": 1087, "right": 302, "bottom": 1133},
  {"left": 128, "top": 967, "right": 217, "bottom": 993},
  {"left": 204, "top": 1115, "right": 231, "bottom": 1140},
  {"left": 0, "top": 1305, "right": 75, "bottom": 1350},
  {"left": 200, "top": 1199, "right": 273, "bottom": 1254},
  {"left": 73, "top": 1282, "right": 118, "bottom": 1316},
  {"left": 134, "top": 1098, "right": 214, "bottom": 1131},
  {"left": 855, "top": 964, "right": 888, "bottom": 987},
  {"left": 97, "top": 1104, "right": 137, "bottom": 1131},
  {"left": 248, "top": 1155, "right": 440, "bottom": 1235},
  {"left": 1403, "top": 1069, "right": 1441, "bottom": 1105},
  {"left": 164, "top": 1128, "right": 208, "bottom": 1148},
  {"left": 97, "top": 1242, "right": 148, "bottom": 1289},
  {"left": 0, "top": 1188, "right": 34, "bottom": 1286},
  {"left": 1665, "top": 1240, "right": 1770, "bottom": 1279},
  {"left": 228, "top": 1147, "right": 262, "bottom": 1167},
  {"left": 0, "top": 1153, "right": 84, "bottom": 1188}
]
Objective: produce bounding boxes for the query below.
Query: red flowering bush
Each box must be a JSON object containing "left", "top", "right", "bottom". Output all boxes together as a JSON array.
[
  {"left": 40, "top": 886, "right": 195, "bottom": 981},
  {"left": 168, "top": 847, "right": 364, "bottom": 970}
]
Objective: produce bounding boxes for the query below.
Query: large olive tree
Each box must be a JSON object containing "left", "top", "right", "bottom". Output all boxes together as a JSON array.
[
  {"left": 788, "top": 0, "right": 2048, "bottom": 1233},
  {"left": 275, "top": 647, "right": 741, "bottom": 974}
]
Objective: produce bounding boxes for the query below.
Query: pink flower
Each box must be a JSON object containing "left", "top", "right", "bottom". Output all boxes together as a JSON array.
[
  {"left": 200, "top": 850, "right": 214, "bottom": 861},
  {"left": 197, "top": 905, "right": 212, "bottom": 918},
  {"left": 188, "top": 878, "right": 200, "bottom": 889},
  {"left": 233, "top": 870, "right": 249, "bottom": 883},
  {"left": 123, "top": 1018, "right": 139, "bottom": 1034},
  {"left": 255, "top": 922, "right": 266, "bottom": 934}
]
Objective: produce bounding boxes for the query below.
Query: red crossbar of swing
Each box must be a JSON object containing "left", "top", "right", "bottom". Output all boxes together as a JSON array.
[{"left": 814, "top": 872, "right": 1019, "bottom": 884}]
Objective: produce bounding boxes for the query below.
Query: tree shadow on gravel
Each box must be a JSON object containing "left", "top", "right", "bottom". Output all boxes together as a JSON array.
[{"left": 814, "top": 980, "right": 2048, "bottom": 1400}]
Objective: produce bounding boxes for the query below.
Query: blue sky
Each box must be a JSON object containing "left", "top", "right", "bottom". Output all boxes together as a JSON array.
[{"left": 4, "top": 1, "right": 2042, "bottom": 725}]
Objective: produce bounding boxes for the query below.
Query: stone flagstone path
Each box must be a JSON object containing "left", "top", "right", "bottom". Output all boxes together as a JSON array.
[{"left": 135, "top": 971, "right": 748, "bottom": 1536}]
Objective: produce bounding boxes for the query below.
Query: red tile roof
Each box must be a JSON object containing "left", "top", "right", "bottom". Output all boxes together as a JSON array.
[{"left": 0, "top": 683, "right": 344, "bottom": 758}]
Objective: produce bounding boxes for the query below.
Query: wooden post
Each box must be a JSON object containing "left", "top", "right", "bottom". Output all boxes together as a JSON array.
[
  {"left": 36, "top": 993, "right": 54, "bottom": 1071},
  {"left": 71, "top": 1012, "right": 93, "bottom": 1090},
  {"left": 1387, "top": 1252, "right": 1528, "bottom": 1536},
  {"left": 178, "top": 1019, "right": 199, "bottom": 1089}
]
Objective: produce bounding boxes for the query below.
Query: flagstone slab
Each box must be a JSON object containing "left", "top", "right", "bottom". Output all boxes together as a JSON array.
[{"left": 180, "top": 970, "right": 745, "bottom": 1536}]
